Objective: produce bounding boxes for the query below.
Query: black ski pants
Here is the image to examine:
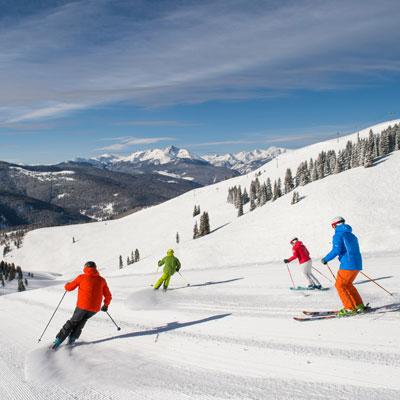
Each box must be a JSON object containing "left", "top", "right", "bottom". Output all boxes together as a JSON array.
[{"left": 56, "top": 306, "right": 96, "bottom": 343}]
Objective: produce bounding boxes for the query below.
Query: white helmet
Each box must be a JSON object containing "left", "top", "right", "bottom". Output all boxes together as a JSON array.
[{"left": 331, "top": 216, "right": 345, "bottom": 228}]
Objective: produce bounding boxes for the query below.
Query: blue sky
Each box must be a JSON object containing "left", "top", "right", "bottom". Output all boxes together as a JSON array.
[{"left": 1, "top": 0, "right": 400, "bottom": 164}]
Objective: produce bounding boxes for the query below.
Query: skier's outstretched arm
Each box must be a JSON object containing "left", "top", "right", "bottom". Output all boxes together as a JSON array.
[
  {"left": 65, "top": 276, "right": 81, "bottom": 291},
  {"left": 324, "top": 235, "right": 343, "bottom": 262}
]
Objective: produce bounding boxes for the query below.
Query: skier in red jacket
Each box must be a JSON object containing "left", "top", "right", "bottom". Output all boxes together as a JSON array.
[
  {"left": 51, "top": 261, "right": 112, "bottom": 349},
  {"left": 284, "top": 238, "right": 322, "bottom": 289}
]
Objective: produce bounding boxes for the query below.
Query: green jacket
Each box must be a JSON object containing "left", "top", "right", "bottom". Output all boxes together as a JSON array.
[{"left": 158, "top": 255, "right": 181, "bottom": 276}]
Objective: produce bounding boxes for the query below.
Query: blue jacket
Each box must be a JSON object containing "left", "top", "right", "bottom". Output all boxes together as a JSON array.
[{"left": 324, "top": 224, "right": 362, "bottom": 270}]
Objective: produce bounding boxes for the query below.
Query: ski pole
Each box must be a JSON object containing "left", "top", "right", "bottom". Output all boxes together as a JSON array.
[
  {"left": 285, "top": 262, "right": 296, "bottom": 288},
  {"left": 326, "top": 263, "right": 336, "bottom": 280},
  {"left": 312, "top": 266, "right": 332, "bottom": 282},
  {"left": 359, "top": 271, "right": 394, "bottom": 297},
  {"left": 38, "top": 291, "right": 67, "bottom": 343},
  {"left": 106, "top": 311, "right": 121, "bottom": 331},
  {"left": 151, "top": 266, "right": 159, "bottom": 287},
  {"left": 178, "top": 271, "right": 190, "bottom": 286}
]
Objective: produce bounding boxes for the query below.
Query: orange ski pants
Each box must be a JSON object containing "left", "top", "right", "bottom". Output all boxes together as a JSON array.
[{"left": 335, "top": 269, "right": 363, "bottom": 310}]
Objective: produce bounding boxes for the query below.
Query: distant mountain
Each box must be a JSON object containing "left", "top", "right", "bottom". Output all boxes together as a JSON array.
[
  {"left": 73, "top": 145, "right": 238, "bottom": 186},
  {"left": 73, "top": 145, "right": 286, "bottom": 184},
  {"left": 0, "top": 160, "right": 199, "bottom": 229},
  {"left": 202, "top": 147, "right": 288, "bottom": 174}
]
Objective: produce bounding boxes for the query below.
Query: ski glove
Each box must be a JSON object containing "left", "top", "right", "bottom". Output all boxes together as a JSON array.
[
  {"left": 321, "top": 258, "right": 327, "bottom": 265},
  {"left": 101, "top": 305, "right": 108, "bottom": 312},
  {"left": 283, "top": 259, "right": 289, "bottom": 264},
  {"left": 176, "top": 266, "right": 181, "bottom": 272}
]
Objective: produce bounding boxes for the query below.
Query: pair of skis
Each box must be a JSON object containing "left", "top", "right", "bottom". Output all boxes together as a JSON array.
[
  {"left": 290, "top": 286, "right": 329, "bottom": 291},
  {"left": 294, "top": 304, "right": 400, "bottom": 321}
]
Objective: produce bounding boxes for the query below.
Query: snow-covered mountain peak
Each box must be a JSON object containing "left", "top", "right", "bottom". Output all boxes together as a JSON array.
[{"left": 203, "top": 146, "right": 288, "bottom": 173}]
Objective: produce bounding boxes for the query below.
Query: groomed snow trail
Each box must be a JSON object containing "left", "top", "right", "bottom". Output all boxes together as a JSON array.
[{"left": 0, "top": 256, "right": 399, "bottom": 399}]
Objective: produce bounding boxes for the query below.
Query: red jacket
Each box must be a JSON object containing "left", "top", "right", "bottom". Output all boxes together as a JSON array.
[
  {"left": 287, "top": 241, "right": 311, "bottom": 264},
  {"left": 65, "top": 267, "right": 112, "bottom": 312}
]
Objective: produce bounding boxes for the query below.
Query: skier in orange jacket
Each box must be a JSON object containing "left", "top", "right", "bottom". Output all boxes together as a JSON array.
[{"left": 52, "top": 261, "right": 112, "bottom": 349}]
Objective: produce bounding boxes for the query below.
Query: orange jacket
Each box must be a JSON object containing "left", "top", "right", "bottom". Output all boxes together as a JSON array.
[{"left": 65, "top": 267, "right": 112, "bottom": 312}]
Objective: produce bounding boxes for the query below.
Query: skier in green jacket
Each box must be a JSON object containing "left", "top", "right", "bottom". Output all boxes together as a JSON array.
[{"left": 154, "top": 249, "right": 181, "bottom": 291}]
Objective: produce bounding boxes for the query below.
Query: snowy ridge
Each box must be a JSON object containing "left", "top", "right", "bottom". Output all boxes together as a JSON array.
[
  {"left": 203, "top": 146, "right": 287, "bottom": 173},
  {"left": 1, "top": 120, "right": 400, "bottom": 399},
  {"left": 75, "top": 145, "right": 204, "bottom": 166}
]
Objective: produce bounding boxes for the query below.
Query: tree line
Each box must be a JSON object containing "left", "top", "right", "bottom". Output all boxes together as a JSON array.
[
  {"left": 0, "top": 260, "right": 28, "bottom": 292},
  {"left": 228, "top": 124, "right": 400, "bottom": 215}
]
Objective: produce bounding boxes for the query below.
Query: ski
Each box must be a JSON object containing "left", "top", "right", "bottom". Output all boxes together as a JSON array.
[
  {"left": 293, "top": 304, "right": 400, "bottom": 322},
  {"left": 294, "top": 315, "right": 337, "bottom": 322},
  {"left": 303, "top": 310, "right": 338, "bottom": 316},
  {"left": 290, "top": 286, "right": 329, "bottom": 291}
]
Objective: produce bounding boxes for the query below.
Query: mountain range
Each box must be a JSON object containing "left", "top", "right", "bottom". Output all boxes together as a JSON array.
[
  {"left": 73, "top": 145, "right": 287, "bottom": 180},
  {"left": 0, "top": 145, "right": 285, "bottom": 229}
]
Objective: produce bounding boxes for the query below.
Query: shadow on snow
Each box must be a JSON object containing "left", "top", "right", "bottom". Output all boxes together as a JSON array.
[
  {"left": 78, "top": 313, "right": 231, "bottom": 346},
  {"left": 170, "top": 277, "right": 244, "bottom": 290}
]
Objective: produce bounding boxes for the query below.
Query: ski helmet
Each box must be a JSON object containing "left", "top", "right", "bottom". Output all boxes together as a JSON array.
[
  {"left": 290, "top": 237, "right": 298, "bottom": 245},
  {"left": 85, "top": 261, "right": 97, "bottom": 268},
  {"left": 167, "top": 249, "right": 174, "bottom": 254},
  {"left": 331, "top": 216, "right": 345, "bottom": 228}
]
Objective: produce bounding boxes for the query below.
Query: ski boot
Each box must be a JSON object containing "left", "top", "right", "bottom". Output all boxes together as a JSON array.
[
  {"left": 315, "top": 285, "right": 322, "bottom": 290},
  {"left": 307, "top": 285, "right": 315, "bottom": 290},
  {"left": 337, "top": 308, "right": 357, "bottom": 317},
  {"left": 67, "top": 337, "right": 77, "bottom": 346},
  {"left": 355, "top": 303, "right": 370, "bottom": 313},
  {"left": 50, "top": 338, "right": 61, "bottom": 350}
]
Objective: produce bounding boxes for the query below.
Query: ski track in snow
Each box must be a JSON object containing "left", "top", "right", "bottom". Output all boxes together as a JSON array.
[
  {"left": 0, "top": 258, "right": 399, "bottom": 399},
  {"left": 2, "top": 121, "right": 400, "bottom": 399}
]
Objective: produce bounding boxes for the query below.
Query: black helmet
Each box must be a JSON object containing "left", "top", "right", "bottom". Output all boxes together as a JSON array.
[{"left": 84, "top": 261, "right": 97, "bottom": 268}]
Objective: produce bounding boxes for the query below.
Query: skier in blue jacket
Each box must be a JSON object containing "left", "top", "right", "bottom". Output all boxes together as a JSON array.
[{"left": 321, "top": 216, "right": 367, "bottom": 316}]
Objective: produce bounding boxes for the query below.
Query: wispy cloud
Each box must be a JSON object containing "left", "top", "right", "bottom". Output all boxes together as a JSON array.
[
  {"left": 187, "top": 140, "right": 259, "bottom": 147},
  {"left": 1, "top": 0, "right": 399, "bottom": 121},
  {"left": 113, "top": 120, "right": 200, "bottom": 127},
  {"left": 0, "top": 122, "right": 52, "bottom": 130},
  {"left": 0, "top": 131, "right": 43, "bottom": 135},
  {"left": 96, "top": 136, "right": 176, "bottom": 152}
]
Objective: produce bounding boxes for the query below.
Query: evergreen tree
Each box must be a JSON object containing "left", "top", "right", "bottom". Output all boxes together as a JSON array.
[
  {"left": 291, "top": 191, "right": 300, "bottom": 205},
  {"left": 284, "top": 168, "right": 294, "bottom": 194},
  {"left": 272, "top": 181, "right": 278, "bottom": 201},
  {"left": 242, "top": 187, "right": 249, "bottom": 204},
  {"left": 265, "top": 178, "right": 273, "bottom": 201},
  {"left": 364, "top": 149, "right": 374, "bottom": 168},
  {"left": 199, "top": 212, "right": 210, "bottom": 236},
  {"left": 395, "top": 129, "right": 400, "bottom": 151},
  {"left": 259, "top": 183, "right": 267, "bottom": 206},
  {"left": 18, "top": 280, "right": 26, "bottom": 292},
  {"left": 379, "top": 131, "right": 390, "bottom": 156},
  {"left": 134, "top": 249, "right": 140, "bottom": 262},
  {"left": 277, "top": 178, "right": 282, "bottom": 198},
  {"left": 234, "top": 186, "right": 243, "bottom": 209},
  {"left": 237, "top": 195, "right": 244, "bottom": 217},
  {"left": 176, "top": 232, "right": 180, "bottom": 244},
  {"left": 193, "top": 221, "right": 199, "bottom": 239},
  {"left": 311, "top": 162, "right": 319, "bottom": 180},
  {"left": 119, "top": 255, "right": 123, "bottom": 269}
]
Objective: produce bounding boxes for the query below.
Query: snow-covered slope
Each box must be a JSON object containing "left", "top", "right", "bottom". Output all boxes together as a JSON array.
[
  {"left": 1, "top": 120, "right": 400, "bottom": 399},
  {"left": 11, "top": 120, "right": 400, "bottom": 274}
]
